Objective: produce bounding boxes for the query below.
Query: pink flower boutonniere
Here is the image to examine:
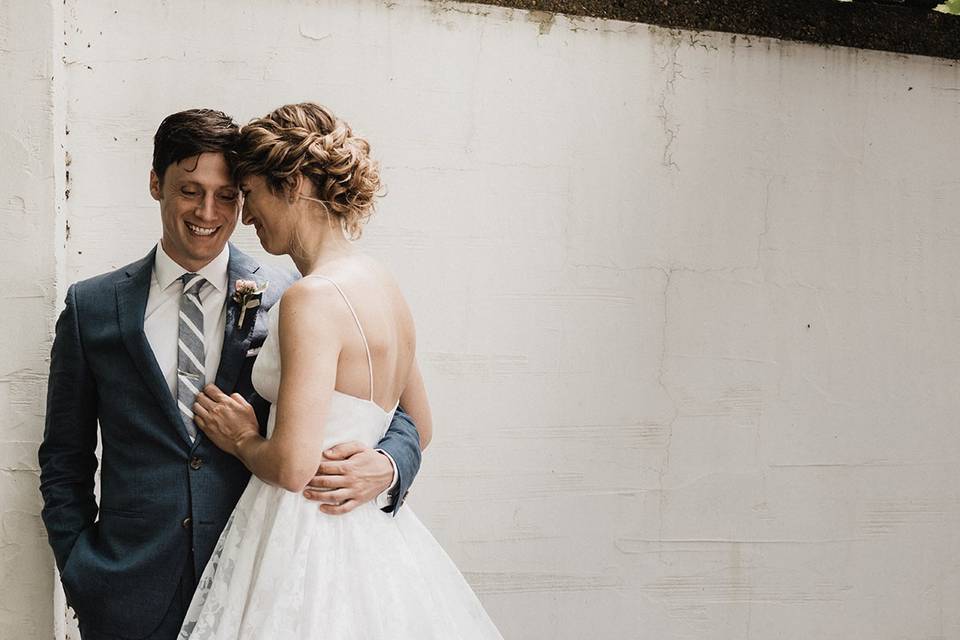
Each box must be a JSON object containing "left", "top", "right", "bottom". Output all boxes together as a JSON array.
[{"left": 232, "top": 279, "right": 268, "bottom": 328}]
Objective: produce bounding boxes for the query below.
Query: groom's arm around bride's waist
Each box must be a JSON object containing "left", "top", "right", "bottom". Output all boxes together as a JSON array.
[{"left": 375, "top": 406, "right": 421, "bottom": 515}]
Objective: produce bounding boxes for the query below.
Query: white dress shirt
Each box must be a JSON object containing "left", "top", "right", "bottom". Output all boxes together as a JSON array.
[
  {"left": 143, "top": 241, "right": 397, "bottom": 506},
  {"left": 144, "top": 242, "right": 229, "bottom": 401}
]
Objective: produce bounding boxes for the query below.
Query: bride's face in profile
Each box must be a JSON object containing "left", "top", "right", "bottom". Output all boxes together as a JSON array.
[{"left": 239, "top": 174, "right": 294, "bottom": 255}]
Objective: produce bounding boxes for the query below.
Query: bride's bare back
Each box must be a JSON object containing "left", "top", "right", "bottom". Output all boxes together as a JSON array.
[
  {"left": 303, "top": 254, "right": 414, "bottom": 412},
  {"left": 274, "top": 253, "right": 431, "bottom": 463}
]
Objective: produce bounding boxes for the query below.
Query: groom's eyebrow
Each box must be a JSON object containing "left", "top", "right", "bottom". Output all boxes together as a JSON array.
[{"left": 175, "top": 178, "right": 235, "bottom": 190}]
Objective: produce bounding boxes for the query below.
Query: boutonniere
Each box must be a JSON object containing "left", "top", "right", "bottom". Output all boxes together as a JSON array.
[{"left": 232, "top": 279, "right": 268, "bottom": 328}]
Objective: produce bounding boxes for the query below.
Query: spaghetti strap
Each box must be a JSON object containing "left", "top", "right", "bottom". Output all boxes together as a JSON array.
[{"left": 302, "top": 274, "right": 374, "bottom": 402}]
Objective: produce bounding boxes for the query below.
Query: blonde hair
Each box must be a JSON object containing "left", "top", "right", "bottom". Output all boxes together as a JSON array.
[{"left": 233, "top": 102, "right": 381, "bottom": 239}]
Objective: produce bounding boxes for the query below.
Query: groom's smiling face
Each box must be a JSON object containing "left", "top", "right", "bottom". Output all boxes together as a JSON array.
[{"left": 149, "top": 151, "right": 240, "bottom": 272}]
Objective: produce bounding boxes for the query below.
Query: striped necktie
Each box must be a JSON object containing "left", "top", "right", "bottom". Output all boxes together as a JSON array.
[{"left": 177, "top": 273, "right": 207, "bottom": 440}]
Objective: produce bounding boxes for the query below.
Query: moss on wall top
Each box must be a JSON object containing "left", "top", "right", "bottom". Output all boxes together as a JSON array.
[{"left": 463, "top": 0, "right": 960, "bottom": 60}]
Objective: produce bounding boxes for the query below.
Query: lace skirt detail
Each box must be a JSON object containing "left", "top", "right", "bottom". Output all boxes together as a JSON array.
[{"left": 178, "top": 477, "right": 503, "bottom": 640}]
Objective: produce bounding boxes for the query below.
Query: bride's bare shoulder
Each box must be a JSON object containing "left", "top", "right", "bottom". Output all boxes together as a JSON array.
[
  {"left": 334, "top": 253, "right": 406, "bottom": 297},
  {"left": 278, "top": 275, "right": 348, "bottom": 318},
  {"left": 346, "top": 254, "right": 415, "bottom": 328}
]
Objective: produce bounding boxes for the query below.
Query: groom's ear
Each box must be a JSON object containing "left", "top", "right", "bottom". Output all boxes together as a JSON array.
[{"left": 149, "top": 169, "right": 162, "bottom": 201}]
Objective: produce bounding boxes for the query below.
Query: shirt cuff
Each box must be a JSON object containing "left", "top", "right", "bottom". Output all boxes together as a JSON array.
[{"left": 374, "top": 449, "right": 399, "bottom": 509}]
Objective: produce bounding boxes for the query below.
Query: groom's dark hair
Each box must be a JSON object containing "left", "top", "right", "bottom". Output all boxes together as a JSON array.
[{"left": 152, "top": 108, "right": 239, "bottom": 184}]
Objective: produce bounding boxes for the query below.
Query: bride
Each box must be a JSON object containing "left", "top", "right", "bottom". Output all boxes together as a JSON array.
[{"left": 178, "top": 102, "right": 503, "bottom": 639}]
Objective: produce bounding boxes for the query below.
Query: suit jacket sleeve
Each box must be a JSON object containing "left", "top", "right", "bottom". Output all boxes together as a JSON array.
[
  {"left": 248, "top": 391, "right": 271, "bottom": 436},
  {"left": 375, "top": 406, "right": 422, "bottom": 516},
  {"left": 38, "top": 284, "right": 100, "bottom": 572}
]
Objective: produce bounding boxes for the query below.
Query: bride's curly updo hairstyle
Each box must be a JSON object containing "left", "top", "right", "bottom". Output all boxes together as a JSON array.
[{"left": 232, "top": 102, "right": 381, "bottom": 239}]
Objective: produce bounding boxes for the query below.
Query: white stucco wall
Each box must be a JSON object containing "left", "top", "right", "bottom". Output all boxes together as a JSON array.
[
  {"left": 0, "top": 1, "right": 64, "bottom": 639},
  {"left": 5, "top": 0, "right": 960, "bottom": 638}
]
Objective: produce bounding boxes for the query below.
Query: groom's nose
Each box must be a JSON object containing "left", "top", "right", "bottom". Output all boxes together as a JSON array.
[{"left": 196, "top": 193, "right": 218, "bottom": 220}]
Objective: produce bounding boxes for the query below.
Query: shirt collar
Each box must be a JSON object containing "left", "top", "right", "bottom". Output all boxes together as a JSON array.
[{"left": 153, "top": 241, "right": 230, "bottom": 293}]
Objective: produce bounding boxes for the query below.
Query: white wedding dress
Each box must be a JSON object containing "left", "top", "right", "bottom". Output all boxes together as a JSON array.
[{"left": 179, "top": 275, "right": 503, "bottom": 639}]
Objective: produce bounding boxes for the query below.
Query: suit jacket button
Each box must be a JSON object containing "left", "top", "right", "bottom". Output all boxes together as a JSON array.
[
  {"left": 181, "top": 517, "right": 192, "bottom": 529},
  {"left": 190, "top": 457, "right": 203, "bottom": 470}
]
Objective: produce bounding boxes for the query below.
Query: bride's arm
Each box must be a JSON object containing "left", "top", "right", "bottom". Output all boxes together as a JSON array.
[
  {"left": 195, "top": 282, "right": 341, "bottom": 493},
  {"left": 399, "top": 360, "right": 432, "bottom": 450}
]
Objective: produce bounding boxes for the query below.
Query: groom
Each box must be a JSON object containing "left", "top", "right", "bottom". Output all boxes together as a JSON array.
[{"left": 38, "top": 109, "right": 422, "bottom": 640}]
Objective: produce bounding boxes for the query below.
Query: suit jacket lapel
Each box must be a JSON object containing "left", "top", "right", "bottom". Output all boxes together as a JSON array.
[
  {"left": 214, "top": 243, "right": 263, "bottom": 392},
  {"left": 116, "top": 247, "right": 192, "bottom": 444}
]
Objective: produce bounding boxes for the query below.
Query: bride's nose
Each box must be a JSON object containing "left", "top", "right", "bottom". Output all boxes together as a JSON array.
[{"left": 241, "top": 201, "right": 255, "bottom": 225}]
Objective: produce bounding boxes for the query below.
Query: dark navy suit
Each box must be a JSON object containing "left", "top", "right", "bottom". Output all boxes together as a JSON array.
[{"left": 38, "top": 244, "right": 422, "bottom": 639}]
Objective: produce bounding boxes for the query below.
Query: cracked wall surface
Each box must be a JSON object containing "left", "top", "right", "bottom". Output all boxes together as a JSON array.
[
  {"left": 7, "top": 0, "right": 960, "bottom": 638},
  {"left": 0, "top": 1, "right": 63, "bottom": 639}
]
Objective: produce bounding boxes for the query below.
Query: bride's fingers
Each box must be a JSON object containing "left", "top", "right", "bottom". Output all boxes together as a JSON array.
[
  {"left": 195, "top": 391, "right": 216, "bottom": 412},
  {"left": 202, "top": 384, "right": 229, "bottom": 401},
  {"left": 193, "top": 402, "right": 210, "bottom": 423},
  {"left": 230, "top": 392, "right": 251, "bottom": 408}
]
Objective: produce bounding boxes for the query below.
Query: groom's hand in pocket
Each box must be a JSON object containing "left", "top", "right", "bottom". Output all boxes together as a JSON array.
[{"left": 302, "top": 442, "right": 394, "bottom": 515}]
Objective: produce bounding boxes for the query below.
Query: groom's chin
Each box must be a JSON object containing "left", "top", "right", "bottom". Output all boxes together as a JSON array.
[{"left": 186, "top": 237, "right": 229, "bottom": 258}]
